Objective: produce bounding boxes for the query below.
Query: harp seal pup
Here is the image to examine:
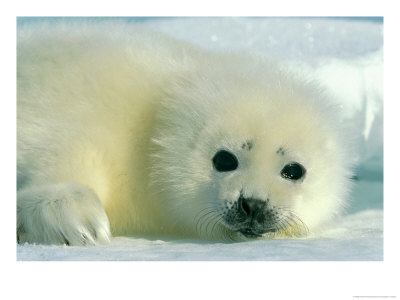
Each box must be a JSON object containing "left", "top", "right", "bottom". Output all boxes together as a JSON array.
[{"left": 17, "top": 21, "right": 353, "bottom": 245}]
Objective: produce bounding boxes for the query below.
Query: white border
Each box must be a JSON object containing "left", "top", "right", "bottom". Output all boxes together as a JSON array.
[{"left": 2, "top": 1, "right": 399, "bottom": 299}]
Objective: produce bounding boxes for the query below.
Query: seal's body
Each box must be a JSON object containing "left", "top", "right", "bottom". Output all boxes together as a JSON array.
[{"left": 17, "top": 21, "right": 352, "bottom": 245}]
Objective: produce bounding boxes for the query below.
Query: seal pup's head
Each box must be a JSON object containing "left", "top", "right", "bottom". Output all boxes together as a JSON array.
[{"left": 150, "top": 55, "right": 353, "bottom": 240}]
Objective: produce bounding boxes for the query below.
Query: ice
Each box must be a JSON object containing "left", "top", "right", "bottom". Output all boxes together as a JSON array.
[{"left": 16, "top": 17, "right": 383, "bottom": 261}]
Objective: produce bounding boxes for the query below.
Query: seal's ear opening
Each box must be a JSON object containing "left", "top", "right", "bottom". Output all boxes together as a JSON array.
[{"left": 212, "top": 150, "right": 239, "bottom": 172}]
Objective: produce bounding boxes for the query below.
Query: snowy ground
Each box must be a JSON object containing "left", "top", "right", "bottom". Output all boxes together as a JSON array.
[{"left": 16, "top": 17, "right": 383, "bottom": 261}]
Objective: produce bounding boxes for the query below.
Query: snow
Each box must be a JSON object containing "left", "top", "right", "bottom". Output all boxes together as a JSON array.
[
  {"left": 16, "top": 17, "right": 383, "bottom": 261},
  {"left": 17, "top": 209, "right": 383, "bottom": 261}
]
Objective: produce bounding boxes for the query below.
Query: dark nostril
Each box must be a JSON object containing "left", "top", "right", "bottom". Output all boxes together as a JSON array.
[
  {"left": 240, "top": 198, "right": 251, "bottom": 215},
  {"left": 238, "top": 197, "right": 265, "bottom": 217}
]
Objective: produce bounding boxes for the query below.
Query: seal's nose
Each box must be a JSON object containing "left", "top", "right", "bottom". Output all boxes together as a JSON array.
[{"left": 238, "top": 196, "right": 265, "bottom": 219}]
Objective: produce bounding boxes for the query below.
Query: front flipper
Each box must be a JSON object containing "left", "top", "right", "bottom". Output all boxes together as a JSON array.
[{"left": 17, "top": 182, "right": 111, "bottom": 246}]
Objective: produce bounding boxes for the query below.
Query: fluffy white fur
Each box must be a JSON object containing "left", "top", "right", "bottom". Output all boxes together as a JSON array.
[{"left": 17, "top": 20, "right": 353, "bottom": 245}]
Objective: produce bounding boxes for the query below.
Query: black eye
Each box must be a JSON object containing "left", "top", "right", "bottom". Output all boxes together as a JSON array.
[
  {"left": 281, "top": 163, "right": 306, "bottom": 181},
  {"left": 212, "top": 150, "right": 238, "bottom": 172}
]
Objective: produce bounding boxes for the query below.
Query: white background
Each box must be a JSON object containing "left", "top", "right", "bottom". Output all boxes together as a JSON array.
[{"left": 2, "top": 1, "right": 399, "bottom": 299}]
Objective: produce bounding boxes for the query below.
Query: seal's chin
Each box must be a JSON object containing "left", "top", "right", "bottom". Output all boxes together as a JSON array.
[
  {"left": 238, "top": 229, "right": 262, "bottom": 238},
  {"left": 238, "top": 227, "right": 276, "bottom": 239}
]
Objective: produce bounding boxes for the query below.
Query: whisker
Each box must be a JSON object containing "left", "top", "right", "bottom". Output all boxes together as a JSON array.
[
  {"left": 204, "top": 212, "right": 220, "bottom": 237},
  {"left": 193, "top": 206, "right": 223, "bottom": 238},
  {"left": 194, "top": 206, "right": 219, "bottom": 236},
  {"left": 201, "top": 211, "right": 219, "bottom": 235},
  {"left": 276, "top": 209, "right": 309, "bottom": 237},
  {"left": 210, "top": 213, "right": 224, "bottom": 239}
]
